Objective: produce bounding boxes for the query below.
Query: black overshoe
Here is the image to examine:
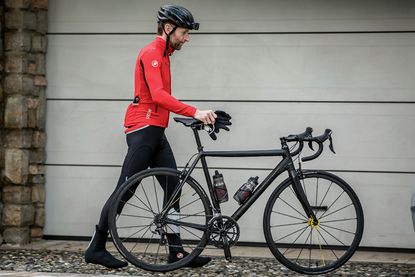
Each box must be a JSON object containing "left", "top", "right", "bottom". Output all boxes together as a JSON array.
[
  {"left": 84, "top": 225, "right": 128, "bottom": 269},
  {"left": 168, "top": 251, "right": 212, "bottom": 268}
]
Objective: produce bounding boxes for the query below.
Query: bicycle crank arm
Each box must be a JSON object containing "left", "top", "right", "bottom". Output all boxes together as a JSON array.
[{"left": 222, "top": 236, "right": 232, "bottom": 262}]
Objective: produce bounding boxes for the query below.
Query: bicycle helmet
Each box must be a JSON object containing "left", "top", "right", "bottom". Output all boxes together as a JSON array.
[
  {"left": 157, "top": 4, "right": 199, "bottom": 56},
  {"left": 157, "top": 4, "right": 199, "bottom": 30}
]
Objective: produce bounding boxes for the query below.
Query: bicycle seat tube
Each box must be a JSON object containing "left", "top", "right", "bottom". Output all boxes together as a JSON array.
[{"left": 192, "top": 127, "right": 222, "bottom": 212}]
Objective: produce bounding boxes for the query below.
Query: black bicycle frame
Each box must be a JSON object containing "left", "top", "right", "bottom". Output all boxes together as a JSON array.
[{"left": 174, "top": 128, "right": 319, "bottom": 224}]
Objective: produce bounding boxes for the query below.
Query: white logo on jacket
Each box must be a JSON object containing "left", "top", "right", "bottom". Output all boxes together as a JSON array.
[
  {"left": 152, "top": 60, "right": 159, "bottom": 67},
  {"left": 146, "top": 109, "right": 152, "bottom": 119}
]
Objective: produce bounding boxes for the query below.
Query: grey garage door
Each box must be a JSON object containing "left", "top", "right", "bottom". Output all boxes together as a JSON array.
[{"left": 45, "top": 0, "right": 415, "bottom": 248}]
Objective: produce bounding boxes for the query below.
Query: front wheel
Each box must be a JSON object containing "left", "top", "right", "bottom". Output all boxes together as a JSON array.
[
  {"left": 263, "top": 171, "right": 364, "bottom": 275},
  {"left": 108, "top": 168, "right": 212, "bottom": 272}
]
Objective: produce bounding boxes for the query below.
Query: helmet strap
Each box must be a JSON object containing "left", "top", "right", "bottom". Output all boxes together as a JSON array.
[{"left": 163, "top": 25, "right": 178, "bottom": 57}]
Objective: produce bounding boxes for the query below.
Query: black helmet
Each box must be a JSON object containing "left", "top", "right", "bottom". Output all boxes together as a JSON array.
[{"left": 157, "top": 4, "right": 199, "bottom": 30}]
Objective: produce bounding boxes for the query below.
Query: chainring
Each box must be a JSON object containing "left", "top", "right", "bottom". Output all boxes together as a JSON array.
[{"left": 208, "top": 215, "right": 240, "bottom": 248}]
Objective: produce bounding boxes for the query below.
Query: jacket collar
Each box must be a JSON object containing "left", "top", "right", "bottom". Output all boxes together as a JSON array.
[{"left": 155, "top": 36, "right": 175, "bottom": 56}]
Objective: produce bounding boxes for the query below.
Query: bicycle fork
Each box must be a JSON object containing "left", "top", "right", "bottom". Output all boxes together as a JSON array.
[{"left": 287, "top": 164, "right": 319, "bottom": 225}]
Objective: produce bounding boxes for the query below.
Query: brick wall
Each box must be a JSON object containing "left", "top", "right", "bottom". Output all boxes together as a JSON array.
[{"left": 0, "top": 0, "right": 48, "bottom": 244}]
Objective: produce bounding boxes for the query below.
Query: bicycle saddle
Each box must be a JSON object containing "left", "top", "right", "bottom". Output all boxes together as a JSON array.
[{"left": 174, "top": 117, "right": 202, "bottom": 127}]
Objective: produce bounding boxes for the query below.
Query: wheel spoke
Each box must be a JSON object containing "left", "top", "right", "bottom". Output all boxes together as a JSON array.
[
  {"left": 318, "top": 181, "right": 333, "bottom": 208},
  {"left": 320, "top": 223, "right": 355, "bottom": 235},
  {"left": 315, "top": 178, "right": 319, "bottom": 212},
  {"left": 123, "top": 200, "right": 153, "bottom": 214},
  {"left": 318, "top": 225, "right": 347, "bottom": 247},
  {"left": 278, "top": 197, "right": 308, "bottom": 220},
  {"left": 270, "top": 221, "right": 307, "bottom": 228},
  {"left": 309, "top": 228, "right": 312, "bottom": 267},
  {"left": 176, "top": 197, "right": 200, "bottom": 211},
  {"left": 117, "top": 224, "right": 151, "bottom": 229},
  {"left": 282, "top": 226, "right": 309, "bottom": 255},
  {"left": 320, "top": 217, "right": 357, "bottom": 224},
  {"left": 120, "top": 224, "right": 150, "bottom": 242},
  {"left": 319, "top": 203, "right": 353, "bottom": 220},
  {"left": 162, "top": 187, "right": 190, "bottom": 216},
  {"left": 152, "top": 176, "right": 161, "bottom": 213},
  {"left": 271, "top": 211, "right": 306, "bottom": 222},
  {"left": 143, "top": 231, "right": 156, "bottom": 256},
  {"left": 316, "top": 227, "right": 339, "bottom": 260},
  {"left": 319, "top": 191, "right": 345, "bottom": 219},
  {"left": 295, "top": 229, "right": 312, "bottom": 263},
  {"left": 119, "top": 213, "right": 154, "bottom": 220},
  {"left": 276, "top": 225, "right": 308, "bottom": 243},
  {"left": 141, "top": 181, "right": 154, "bottom": 215},
  {"left": 161, "top": 181, "right": 185, "bottom": 215},
  {"left": 129, "top": 187, "right": 155, "bottom": 215},
  {"left": 155, "top": 238, "right": 162, "bottom": 265},
  {"left": 123, "top": 224, "right": 151, "bottom": 251}
]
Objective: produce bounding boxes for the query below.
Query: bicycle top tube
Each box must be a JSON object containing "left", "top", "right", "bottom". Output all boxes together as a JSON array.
[
  {"left": 173, "top": 116, "right": 335, "bottom": 162},
  {"left": 202, "top": 149, "right": 285, "bottom": 158}
]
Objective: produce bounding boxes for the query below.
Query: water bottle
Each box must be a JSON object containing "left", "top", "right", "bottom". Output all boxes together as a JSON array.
[
  {"left": 233, "top": 176, "right": 259, "bottom": 205},
  {"left": 213, "top": 170, "right": 228, "bottom": 203}
]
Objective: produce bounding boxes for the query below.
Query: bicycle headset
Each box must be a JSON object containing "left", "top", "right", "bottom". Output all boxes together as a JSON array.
[{"left": 157, "top": 4, "right": 200, "bottom": 56}]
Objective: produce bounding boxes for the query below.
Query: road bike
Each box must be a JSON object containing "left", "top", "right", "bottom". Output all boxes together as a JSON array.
[{"left": 108, "top": 117, "right": 364, "bottom": 275}]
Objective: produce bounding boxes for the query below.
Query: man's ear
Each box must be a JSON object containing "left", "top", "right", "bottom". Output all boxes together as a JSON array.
[{"left": 164, "top": 23, "right": 173, "bottom": 35}]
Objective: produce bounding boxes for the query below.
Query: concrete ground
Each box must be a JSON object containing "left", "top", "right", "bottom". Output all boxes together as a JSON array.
[{"left": 0, "top": 240, "right": 414, "bottom": 276}]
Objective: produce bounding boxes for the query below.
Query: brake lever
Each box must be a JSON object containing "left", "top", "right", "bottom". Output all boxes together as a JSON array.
[
  {"left": 329, "top": 135, "right": 336, "bottom": 154},
  {"left": 308, "top": 141, "right": 314, "bottom": 151},
  {"left": 204, "top": 125, "right": 213, "bottom": 132}
]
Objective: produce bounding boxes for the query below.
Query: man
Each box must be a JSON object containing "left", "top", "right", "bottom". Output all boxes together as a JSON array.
[{"left": 85, "top": 4, "right": 220, "bottom": 269}]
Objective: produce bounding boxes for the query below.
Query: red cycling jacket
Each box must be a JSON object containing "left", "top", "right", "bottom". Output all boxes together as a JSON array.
[{"left": 124, "top": 37, "right": 197, "bottom": 133}]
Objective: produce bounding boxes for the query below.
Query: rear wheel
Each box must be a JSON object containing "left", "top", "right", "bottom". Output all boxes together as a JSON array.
[
  {"left": 263, "top": 171, "right": 364, "bottom": 275},
  {"left": 108, "top": 168, "right": 212, "bottom": 272}
]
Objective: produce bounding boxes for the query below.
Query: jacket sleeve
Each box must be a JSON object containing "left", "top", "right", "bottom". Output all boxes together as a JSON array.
[{"left": 140, "top": 51, "right": 197, "bottom": 117}]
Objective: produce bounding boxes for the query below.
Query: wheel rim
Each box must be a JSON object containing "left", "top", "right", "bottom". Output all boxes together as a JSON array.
[
  {"left": 266, "top": 173, "right": 363, "bottom": 274},
  {"left": 109, "top": 170, "right": 211, "bottom": 271}
]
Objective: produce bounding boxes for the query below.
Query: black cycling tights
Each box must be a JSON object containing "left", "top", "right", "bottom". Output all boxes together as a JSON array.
[{"left": 97, "top": 126, "right": 178, "bottom": 232}]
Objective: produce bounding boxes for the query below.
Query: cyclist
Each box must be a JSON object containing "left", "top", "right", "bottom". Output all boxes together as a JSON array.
[{"left": 85, "top": 4, "right": 216, "bottom": 269}]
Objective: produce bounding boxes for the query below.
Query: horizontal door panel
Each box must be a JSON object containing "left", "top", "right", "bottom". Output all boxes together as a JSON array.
[
  {"left": 49, "top": 0, "right": 415, "bottom": 33},
  {"left": 44, "top": 166, "right": 415, "bottom": 248},
  {"left": 47, "top": 33, "right": 415, "bottom": 102},
  {"left": 45, "top": 101, "right": 415, "bottom": 173}
]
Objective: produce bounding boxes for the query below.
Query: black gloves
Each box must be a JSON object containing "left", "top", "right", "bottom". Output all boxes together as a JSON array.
[{"left": 207, "top": 110, "right": 232, "bottom": 140}]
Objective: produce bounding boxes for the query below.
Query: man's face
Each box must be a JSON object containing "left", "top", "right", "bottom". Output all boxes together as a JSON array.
[{"left": 169, "top": 26, "right": 190, "bottom": 51}]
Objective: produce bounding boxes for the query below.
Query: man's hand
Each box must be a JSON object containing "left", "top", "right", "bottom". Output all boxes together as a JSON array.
[{"left": 194, "top": 109, "right": 217, "bottom": 125}]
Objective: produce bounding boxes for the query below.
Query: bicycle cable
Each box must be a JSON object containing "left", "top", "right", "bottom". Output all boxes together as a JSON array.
[
  {"left": 182, "top": 152, "right": 199, "bottom": 172},
  {"left": 289, "top": 141, "right": 299, "bottom": 152},
  {"left": 289, "top": 141, "right": 303, "bottom": 166}
]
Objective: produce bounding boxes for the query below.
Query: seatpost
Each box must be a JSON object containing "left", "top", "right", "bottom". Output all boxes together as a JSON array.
[{"left": 192, "top": 127, "right": 204, "bottom": 152}]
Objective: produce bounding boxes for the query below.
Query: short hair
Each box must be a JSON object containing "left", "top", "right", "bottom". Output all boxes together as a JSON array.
[{"left": 157, "top": 22, "right": 164, "bottom": 35}]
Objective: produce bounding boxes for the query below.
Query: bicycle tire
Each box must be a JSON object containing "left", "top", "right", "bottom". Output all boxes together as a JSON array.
[
  {"left": 263, "top": 170, "right": 364, "bottom": 275},
  {"left": 108, "top": 168, "right": 212, "bottom": 272}
]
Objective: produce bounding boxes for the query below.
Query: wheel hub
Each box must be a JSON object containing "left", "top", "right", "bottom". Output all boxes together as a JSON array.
[
  {"left": 307, "top": 217, "right": 320, "bottom": 228},
  {"left": 154, "top": 213, "right": 166, "bottom": 227}
]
